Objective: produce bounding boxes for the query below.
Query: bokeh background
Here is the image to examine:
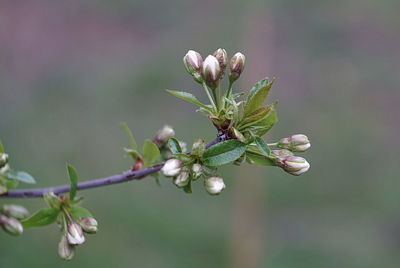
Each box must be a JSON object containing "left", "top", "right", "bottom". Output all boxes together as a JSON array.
[{"left": 1, "top": 0, "right": 399, "bottom": 267}]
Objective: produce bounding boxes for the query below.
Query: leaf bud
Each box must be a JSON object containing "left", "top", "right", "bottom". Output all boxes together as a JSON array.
[
  {"left": 173, "top": 171, "right": 190, "bottom": 188},
  {"left": 154, "top": 125, "right": 175, "bottom": 145},
  {"left": 0, "top": 216, "right": 23, "bottom": 236},
  {"left": 1, "top": 204, "right": 29, "bottom": 220},
  {"left": 191, "top": 139, "right": 205, "bottom": 156},
  {"left": 66, "top": 221, "right": 85, "bottom": 245},
  {"left": 212, "top": 48, "right": 227, "bottom": 78},
  {"left": 229, "top": 52, "right": 245, "bottom": 82},
  {"left": 0, "top": 153, "right": 8, "bottom": 168},
  {"left": 278, "top": 134, "right": 310, "bottom": 152},
  {"left": 202, "top": 55, "right": 221, "bottom": 89},
  {"left": 204, "top": 176, "right": 226, "bottom": 195},
  {"left": 58, "top": 235, "right": 75, "bottom": 260},
  {"left": 161, "top": 159, "right": 183, "bottom": 177},
  {"left": 275, "top": 156, "right": 310, "bottom": 176},
  {"left": 79, "top": 217, "right": 98, "bottom": 234}
]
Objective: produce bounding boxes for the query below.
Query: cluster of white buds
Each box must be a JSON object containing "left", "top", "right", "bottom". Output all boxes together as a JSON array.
[
  {"left": 277, "top": 134, "right": 311, "bottom": 152},
  {"left": 0, "top": 204, "right": 28, "bottom": 236},
  {"left": 0, "top": 153, "right": 8, "bottom": 168},
  {"left": 274, "top": 156, "right": 310, "bottom": 176},
  {"left": 154, "top": 125, "right": 175, "bottom": 146},
  {"left": 204, "top": 177, "right": 226, "bottom": 195}
]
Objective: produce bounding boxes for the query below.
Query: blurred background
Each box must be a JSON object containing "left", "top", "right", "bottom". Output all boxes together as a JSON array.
[{"left": 1, "top": 0, "right": 399, "bottom": 267}]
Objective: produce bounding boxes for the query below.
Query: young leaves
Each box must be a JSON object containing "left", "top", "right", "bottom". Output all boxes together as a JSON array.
[
  {"left": 254, "top": 137, "right": 271, "bottom": 156},
  {"left": 21, "top": 208, "right": 60, "bottom": 228},
  {"left": 119, "top": 122, "right": 138, "bottom": 150},
  {"left": 166, "top": 90, "right": 212, "bottom": 111},
  {"left": 203, "top": 140, "right": 247, "bottom": 166},
  {"left": 142, "top": 139, "right": 160, "bottom": 167},
  {"left": 244, "top": 78, "right": 274, "bottom": 116},
  {"left": 7, "top": 171, "right": 36, "bottom": 184},
  {"left": 67, "top": 164, "right": 78, "bottom": 201},
  {"left": 168, "top": 138, "right": 182, "bottom": 154}
]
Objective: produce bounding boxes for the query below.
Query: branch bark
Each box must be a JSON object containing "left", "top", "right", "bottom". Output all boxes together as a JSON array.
[{"left": 0, "top": 134, "right": 228, "bottom": 198}]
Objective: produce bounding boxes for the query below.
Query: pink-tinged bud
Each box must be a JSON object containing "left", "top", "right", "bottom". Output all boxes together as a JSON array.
[
  {"left": 161, "top": 159, "right": 183, "bottom": 177},
  {"left": 229, "top": 52, "right": 245, "bottom": 81},
  {"left": 278, "top": 134, "right": 311, "bottom": 152},
  {"left": 204, "top": 177, "right": 226, "bottom": 195},
  {"left": 79, "top": 217, "right": 98, "bottom": 234},
  {"left": 66, "top": 222, "right": 85, "bottom": 245},
  {"left": 154, "top": 125, "right": 175, "bottom": 145},
  {"left": 2, "top": 204, "right": 29, "bottom": 220},
  {"left": 212, "top": 48, "right": 227, "bottom": 77},
  {"left": 0, "top": 153, "right": 8, "bottom": 168},
  {"left": 202, "top": 55, "right": 221, "bottom": 89},
  {"left": 275, "top": 156, "right": 310, "bottom": 176},
  {"left": 0, "top": 216, "right": 23, "bottom": 235},
  {"left": 173, "top": 171, "right": 190, "bottom": 188},
  {"left": 183, "top": 50, "right": 203, "bottom": 72},
  {"left": 58, "top": 235, "right": 75, "bottom": 260}
]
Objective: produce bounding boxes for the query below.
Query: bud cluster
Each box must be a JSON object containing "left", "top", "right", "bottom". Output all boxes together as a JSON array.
[{"left": 0, "top": 204, "right": 29, "bottom": 236}]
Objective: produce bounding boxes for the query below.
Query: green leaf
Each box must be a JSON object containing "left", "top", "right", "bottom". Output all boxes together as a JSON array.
[
  {"left": 254, "top": 137, "right": 271, "bottom": 156},
  {"left": 7, "top": 171, "right": 36, "bottom": 184},
  {"left": 168, "top": 138, "right": 182, "bottom": 154},
  {"left": 252, "top": 105, "right": 278, "bottom": 136},
  {"left": 142, "top": 139, "right": 160, "bottom": 167},
  {"left": 70, "top": 206, "right": 93, "bottom": 218},
  {"left": 203, "top": 140, "right": 247, "bottom": 166},
  {"left": 21, "top": 208, "right": 60, "bottom": 227},
  {"left": 238, "top": 106, "right": 270, "bottom": 128},
  {"left": 166, "top": 90, "right": 212, "bottom": 111},
  {"left": 246, "top": 152, "right": 275, "bottom": 166},
  {"left": 244, "top": 78, "right": 274, "bottom": 116},
  {"left": 67, "top": 164, "right": 78, "bottom": 201},
  {"left": 0, "top": 139, "right": 4, "bottom": 153},
  {"left": 123, "top": 148, "right": 142, "bottom": 160},
  {"left": 119, "top": 122, "right": 138, "bottom": 150}
]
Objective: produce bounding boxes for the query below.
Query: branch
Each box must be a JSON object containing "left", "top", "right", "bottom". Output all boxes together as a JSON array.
[{"left": 0, "top": 134, "right": 228, "bottom": 198}]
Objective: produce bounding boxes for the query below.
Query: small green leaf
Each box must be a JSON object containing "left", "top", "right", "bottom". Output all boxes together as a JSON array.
[
  {"left": 0, "top": 139, "right": 4, "bottom": 153},
  {"left": 21, "top": 208, "right": 60, "bottom": 227},
  {"left": 166, "top": 90, "right": 212, "bottom": 111},
  {"left": 252, "top": 105, "right": 278, "bottom": 136},
  {"left": 238, "top": 106, "right": 270, "bottom": 128},
  {"left": 168, "top": 138, "right": 182, "bottom": 154},
  {"left": 67, "top": 164, "right": 78, "bottom": 201},
  {"left": 246, "top": 152, "right": 275, "bottom": 166},
  {"left": 120, "top": 122, "right": 138, "bottom": 150},
  {"left": 244, "top": 78, "right": 274, "bottom": 116},
  {"left": 7, "top": 171, "right": 36, "bottom": 184},
  {"left": 255, "top": 137, "right": 271, "bottom": 156},
  {"left": 142, "top": 139, "right": 160, "bottom": 167},
  {"left": 123, "top": 148, "right": 142, "bottom": 160},
  {"left": 70, "top": 206, "right": 93, "bottom": 218},
  {"left": 203, "top": 140, "right": 247, "bottom": 166}
]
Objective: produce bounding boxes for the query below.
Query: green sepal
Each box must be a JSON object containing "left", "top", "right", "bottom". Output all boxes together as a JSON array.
[
  {"left": 21, "top": 208, "right": 60, "bottom": 228},
  {"left": 202, "top": 140, "right": 247, "bottom": 166}
]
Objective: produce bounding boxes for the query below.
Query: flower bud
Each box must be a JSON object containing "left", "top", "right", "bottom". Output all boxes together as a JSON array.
[
  {"left": 192, "top": 164, "right": 203, "bottom": 180},
  {"left": 66, "top": 221, "right": 85, "bottom": 245},
  {"left": 278, "top": 134, "right": 310, "bottom": 152},
  {"left": 191, "top": 139, "right": 205, "bottom": 156},
  {"left": 173, "top": 171, "right": 190, "bottom": 188},
  {"left": 275, "top": 156, "right": 310, "bottom": 176},
  {"left": 202, "top": 55, "right": 221, "bottom": 89},
  {"left": 58, "top": 235, "right": 75, "bottom": 260},
  {"left": 0, "top": 153, "right": 8, "bottom": 168},
  {"left": 0, "top": 163, "right": 10, "bottom": 174},
  {"left": 229, "top": 52, "right": 245, "bottom": 82},
  {"left": 2, "top": 204, "right": 29, "bottom": 220},
  {"left": 212, "top": 48, "right": 227, "bottom": 77},
  {"left": 204, "top": 177, "right": 226, "bottom": 195},
  {"left": 271, "top": 149, "right": 294, "bottom": 158},
  {"left": 79, "top": 217, "right": 98, "bottom": 234},
  {"left": 183, "top": 50, "right": 203, "bottom": 84},
  {"left": 161, "top": 159, "right": 183, "bottom": 177},
  {"left": 0, "top": 216, "right": 23, "bottom": 236},
  {"left": 154, "top": 125, "right": 175, "bottom": 145}
]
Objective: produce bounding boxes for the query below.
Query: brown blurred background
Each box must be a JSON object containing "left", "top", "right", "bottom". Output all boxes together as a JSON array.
[{"left": 1, "top": 0, "right": 400, "bottom": 267}]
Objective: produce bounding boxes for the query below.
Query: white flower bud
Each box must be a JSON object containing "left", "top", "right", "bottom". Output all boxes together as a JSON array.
[
  {"left": 0, "top": 216, "right": 23, "bottom": 236},
  {"left": 2, "top": 204, "right": 29, "bottom": 220},
  {"left": 278, "top": 134, "right": 310, "bottom": 152},
  {"left": 0, "top": 163, "right": 10, "bottom": 174},
  {"left": 79, "top": 217, "right": 98, "bottom": 234},
  {"left": 155, "top": 125, "right": 175, "bottom": 145},
  {"left": 161, "top": 159, "right": 183, "bottom": 177},
  {"left": 0, "top": 153, "right": 8, "bottom": 168},
  {"left": 173, "top": 171, "right": 190, "bottom": 188},
  {"left": 183, "top": 50, "right": 203, "bottom": 73},
  {"left": 229, "top": 52, "right": 245, "bottom": 81},
  {"left": 204, "top": 177, "right": 226, "bottom": 195},
  {"left": 202, "top": 55, "right": 221, "bottom": 88},
  {"left": 275, "top": 156, "right": 310, "bottom": 176},
  {"left": 212, "top": 48, "right": 227, "bottom": 77},
  {"left": 58, "top": 235, "right": 75, "bottom": 260},
  {"left": 66, "top": 222, "right": 85, "bottom": 245}
]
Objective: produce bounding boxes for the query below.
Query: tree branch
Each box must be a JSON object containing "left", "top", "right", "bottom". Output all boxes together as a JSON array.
[{"left": 0, "top": 134, "right": 229, "bottom": 198}]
